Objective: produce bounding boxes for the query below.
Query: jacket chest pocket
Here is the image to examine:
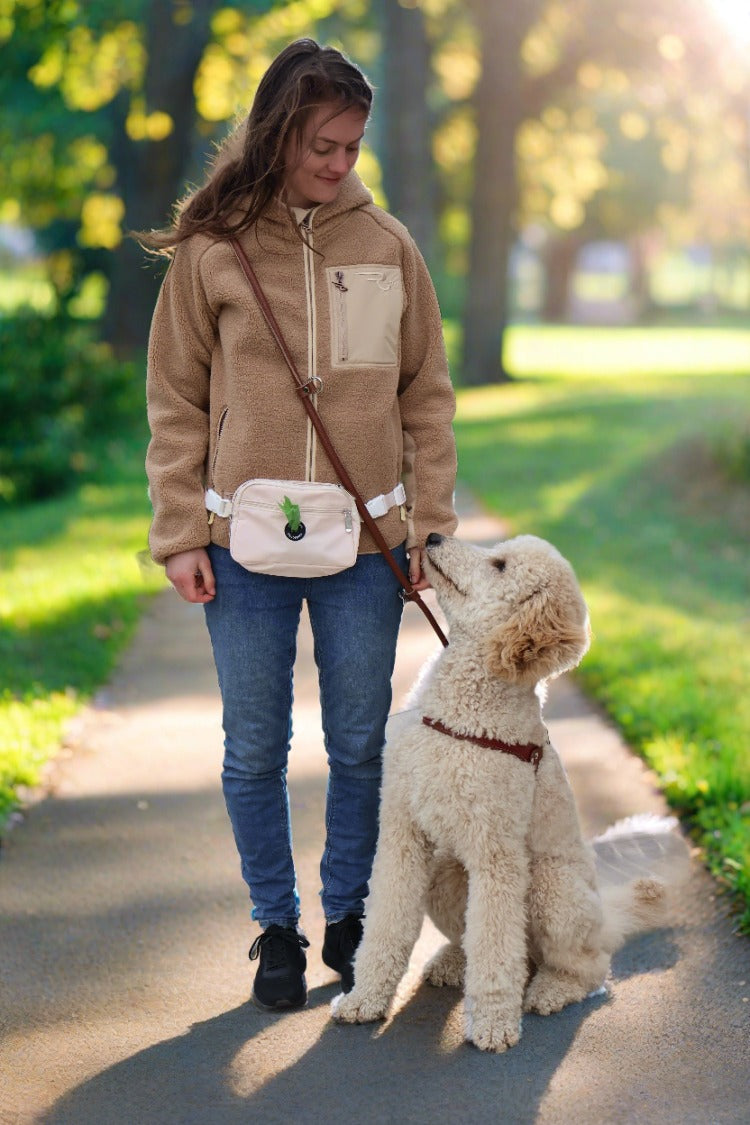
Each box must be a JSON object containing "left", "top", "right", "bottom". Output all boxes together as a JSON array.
[{"left": 326, "top": 265, "right": 403, "bottom": 367}]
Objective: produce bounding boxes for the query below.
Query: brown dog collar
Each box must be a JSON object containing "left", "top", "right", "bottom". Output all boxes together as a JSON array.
[{"left": 422, "top": 716, "right": 544, "bottom": 770}]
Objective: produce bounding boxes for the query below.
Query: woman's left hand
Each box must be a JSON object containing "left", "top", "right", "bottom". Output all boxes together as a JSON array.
[{"left": 408, "top": 547, "right": 432, "bottom": 592}]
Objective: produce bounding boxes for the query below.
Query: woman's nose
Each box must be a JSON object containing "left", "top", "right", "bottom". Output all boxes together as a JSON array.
[{"left": 328, "top": 147, "right": 350, "bottom": 174}]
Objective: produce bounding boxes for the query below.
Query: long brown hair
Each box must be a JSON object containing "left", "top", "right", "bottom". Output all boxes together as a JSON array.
[{"left": 137, "top": 39, "right": 372, "bottom": 253}]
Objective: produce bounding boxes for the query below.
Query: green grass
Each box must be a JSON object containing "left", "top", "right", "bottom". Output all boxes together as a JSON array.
[
  {"left": 0, "top": 434, "right": 164, "bottom": 825},
  {"left": 454, "top": 352, "right": 750, "bottom": 931},
  {"left": 3, "top": 323, "right": 750, "bottom": 936},
  {"left": 504, "top": 324, "right": 750, "bottom": 377},
  {"left": 442, "top": 322, "right": 750, "bottom": 381}
]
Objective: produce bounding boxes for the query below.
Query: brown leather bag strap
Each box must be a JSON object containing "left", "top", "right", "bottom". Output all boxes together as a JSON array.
[{"left": 229, "top": 238, "right": 449, "bottom": 649}]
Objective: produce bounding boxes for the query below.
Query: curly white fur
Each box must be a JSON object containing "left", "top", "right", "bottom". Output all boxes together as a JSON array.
[{"left": 331, "top": 534, "right": 684, "bottom": 1052}]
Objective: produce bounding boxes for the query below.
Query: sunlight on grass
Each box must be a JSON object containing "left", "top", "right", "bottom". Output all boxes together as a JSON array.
[
  {"left": 538, "top": 473, "right": 601, "bottom": 521},
  {"left": 505, "top": 325, "right": 750, "bottom": 377},
  {"left": 455, "top": 364, "right": 750, "bottom": 930},
  {"left": 3, "top": 325, "right": 749, "bottom": 927},
  {"left": 441, "top": 322, "right": 749, "bottom": 384},
  {"left": 0, "top": 472, "right": 164, "bottom": 822}
]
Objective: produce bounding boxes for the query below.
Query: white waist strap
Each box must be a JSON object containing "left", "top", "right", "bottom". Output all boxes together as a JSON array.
[
  {"left": 364, "top": 482, "right": 406, "bottom": 518},
  {"left": 204, "top": 482, "right": 406, "bottom": 520},
  {"left": 205, "top": 488, "right": 233, "bottom": 518}
]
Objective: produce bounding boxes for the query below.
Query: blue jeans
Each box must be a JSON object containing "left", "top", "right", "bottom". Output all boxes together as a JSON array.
[{"left": 204, "top": 542, "right": 406, "bottom": 928}]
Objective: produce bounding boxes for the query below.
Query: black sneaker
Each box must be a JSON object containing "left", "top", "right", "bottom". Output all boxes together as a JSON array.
[
  {"left": 249, "top": 925, "right": 310, "bottom": 1011},
  {"left": 322, "top": 914, "right": 364, "bottom": 993}
]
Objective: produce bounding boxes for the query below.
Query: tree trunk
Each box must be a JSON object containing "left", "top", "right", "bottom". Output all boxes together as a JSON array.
[
  {"left": 541, "top": 234, "right": 582, "bottom": 322},
  {"left": 379, "top": 0, "right": 437, "bottom": 269},
  {"left": 103, "top": 0, "right": 216, "bottom": 357},
  {"left": 627, "top": 232, "right": 656, "bottom": 322},
  {"left": 462, "top": 0, "right": 542, "bottom": 384}
]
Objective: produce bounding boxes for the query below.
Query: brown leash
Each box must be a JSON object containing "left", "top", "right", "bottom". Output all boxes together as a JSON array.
[
  {"left": 229, "top": 238, "right": 449, "bottom": 649},
  {"left": 422, "top": 716, "right": 544, "bottom": 770}
]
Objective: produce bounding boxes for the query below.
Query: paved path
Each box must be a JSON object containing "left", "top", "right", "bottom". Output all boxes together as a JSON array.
[{"left": 2, "top": 492, "right": 749, "bottom": 1124}]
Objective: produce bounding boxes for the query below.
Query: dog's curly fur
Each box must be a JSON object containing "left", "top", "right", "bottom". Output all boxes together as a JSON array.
[{"left": 332, "top": 534, "right": 675, "bottom": 1052}]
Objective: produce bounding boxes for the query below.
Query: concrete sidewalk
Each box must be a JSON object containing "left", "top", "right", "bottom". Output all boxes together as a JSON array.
[{"left": 1, "top": 492, "right": 748, "bottom": 1124}]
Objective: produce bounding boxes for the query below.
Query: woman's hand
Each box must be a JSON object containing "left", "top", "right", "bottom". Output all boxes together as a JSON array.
[
  {"left": 165, "top": 548, "right": 216, "bottom": 603},
  {"left": 408, "top": 547, "right": 432, "bottom": 592}
]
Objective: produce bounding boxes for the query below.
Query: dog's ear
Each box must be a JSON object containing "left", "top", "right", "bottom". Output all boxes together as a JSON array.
[{"left": 486, "top": 587, "right": 590, "bottom": 684}]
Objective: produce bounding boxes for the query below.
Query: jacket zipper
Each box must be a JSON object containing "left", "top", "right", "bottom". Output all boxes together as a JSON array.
[{"left": 301, "top": 211, "right": 318, "bottom": 481}]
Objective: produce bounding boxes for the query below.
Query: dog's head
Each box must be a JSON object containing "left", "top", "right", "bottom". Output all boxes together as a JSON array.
[{"left": 423, "top": 533, "right": 590, "bottom": 684}]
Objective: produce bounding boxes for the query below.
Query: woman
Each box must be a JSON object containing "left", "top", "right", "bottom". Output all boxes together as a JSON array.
[{"left": 144, "top": 39, "right": 457, "bottom": 1011}]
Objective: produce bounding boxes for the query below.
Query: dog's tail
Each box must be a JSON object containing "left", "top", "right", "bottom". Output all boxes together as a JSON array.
[{"left": 592, "top": 815, "right": 691, "bottom": 952}]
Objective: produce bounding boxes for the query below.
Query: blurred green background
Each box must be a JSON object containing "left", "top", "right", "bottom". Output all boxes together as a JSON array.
[{"left": 1, "top": 0, "right": 748, "bottom": 928}]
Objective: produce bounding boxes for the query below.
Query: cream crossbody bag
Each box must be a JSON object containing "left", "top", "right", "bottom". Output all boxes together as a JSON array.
[{"left": 208, "top": 477, "right": 361, "bottom": 578}]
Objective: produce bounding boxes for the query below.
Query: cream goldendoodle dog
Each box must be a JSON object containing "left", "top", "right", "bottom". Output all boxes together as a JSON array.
[{"left": 332, "top": 533, "right": 684, "bottom": 1052}]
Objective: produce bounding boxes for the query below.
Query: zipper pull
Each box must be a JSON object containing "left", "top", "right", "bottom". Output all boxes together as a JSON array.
[
  {"left": 344, "top": 509, "right": 353, "bottom": 532},
  {"left": 333, "top": 270, "right": 348, "bottom": 292}
]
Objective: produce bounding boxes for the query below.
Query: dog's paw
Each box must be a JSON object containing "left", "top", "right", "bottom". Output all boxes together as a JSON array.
[
  {"left": 424, "top": 944, "right": 465, "bottom": 988},
  {"left": 331, "top": 989, "right": 389, "bottom": 1024},
  {"left": 523, "top": 966, "right": 598, "bottom": 1015},
  {"left": 465, "top": 1002, "right": 522, "bottom": 1053}
]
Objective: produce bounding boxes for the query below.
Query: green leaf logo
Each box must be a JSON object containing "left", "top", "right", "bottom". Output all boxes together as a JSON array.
[{"left": 278, "top": 495, "right": 301, "bottom": 533}]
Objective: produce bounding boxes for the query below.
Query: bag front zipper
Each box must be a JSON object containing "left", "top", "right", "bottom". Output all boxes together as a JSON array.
[{"left": 233, "top": 496, "right": 355, "bottom": 535}]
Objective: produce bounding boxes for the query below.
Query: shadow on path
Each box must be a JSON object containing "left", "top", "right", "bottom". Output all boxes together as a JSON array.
[{"left": 42, "top": 984, "right": 607, "bottom": 1125}]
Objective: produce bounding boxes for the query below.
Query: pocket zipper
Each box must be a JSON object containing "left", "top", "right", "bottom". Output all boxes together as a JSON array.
[
  {"left": 333, "top": 270, "right": 348, "bottom": 363},
  {"left": 211, "top": 406, "right": 229, "bottom": 477}
]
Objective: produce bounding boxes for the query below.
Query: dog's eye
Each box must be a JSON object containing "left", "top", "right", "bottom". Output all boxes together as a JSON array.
[{"left": 492, "top": 558, "right": 506, "bottom": 572}]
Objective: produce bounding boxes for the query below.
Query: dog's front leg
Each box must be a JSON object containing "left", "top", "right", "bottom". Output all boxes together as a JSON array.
[
  {"left": 331, "top": 795, "right": 431, "bottom": 1025},
  {"left": 462, "top": 849, "right": 530, "bottom": 1053}
]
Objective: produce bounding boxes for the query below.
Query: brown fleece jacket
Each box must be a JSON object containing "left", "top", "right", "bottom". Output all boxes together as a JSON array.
[{"left": 145, "top": 172, "right": 457, "bottom": 564}]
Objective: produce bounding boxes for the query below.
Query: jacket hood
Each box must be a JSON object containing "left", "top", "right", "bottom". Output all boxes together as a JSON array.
[
  {"left": 212, "top": 120, "right": 374, "bottom": 230},
  {"left": 264, "top": 171, "right": 374, "bottom": 229}
]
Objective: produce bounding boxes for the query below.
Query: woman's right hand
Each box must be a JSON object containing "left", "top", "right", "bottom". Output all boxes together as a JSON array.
[{"left": 165, "top": 548, "right": 216, "bottom": 603}]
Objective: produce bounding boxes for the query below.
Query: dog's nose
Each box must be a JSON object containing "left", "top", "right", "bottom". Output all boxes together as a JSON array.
[{"left": 426, "top": 533, "right": 443, "bottom": 547}]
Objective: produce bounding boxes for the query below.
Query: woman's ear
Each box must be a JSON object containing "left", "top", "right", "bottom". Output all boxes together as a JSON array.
[{"left": 486, "top": 588, "right": 590, "bottom": 684}]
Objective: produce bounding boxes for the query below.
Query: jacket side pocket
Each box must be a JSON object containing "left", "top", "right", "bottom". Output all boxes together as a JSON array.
[{"left": 210, "top": 406, "right": 229, "bottom": 481}]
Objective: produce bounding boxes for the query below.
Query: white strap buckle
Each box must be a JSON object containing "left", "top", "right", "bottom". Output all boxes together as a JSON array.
[
  {"left": 365, "top": 482, "right": 406, "bottom": 519},
  {"left": 205, "top": 488, "right": 233, "bottom": 519}
]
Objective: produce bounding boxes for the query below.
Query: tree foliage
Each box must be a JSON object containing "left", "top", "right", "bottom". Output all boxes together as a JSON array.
[{"left": 1, "top": 0, "right": 748, "bottom": 381}]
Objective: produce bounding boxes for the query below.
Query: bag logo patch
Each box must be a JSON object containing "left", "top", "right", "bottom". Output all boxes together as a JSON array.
[{"left": 284, "top": 522, "right": 307, "bottom": 542}]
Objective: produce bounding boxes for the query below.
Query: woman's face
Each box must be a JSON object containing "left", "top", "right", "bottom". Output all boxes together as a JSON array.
[{"left": 283, "top": 102, "right": 368, "bottom": 209}]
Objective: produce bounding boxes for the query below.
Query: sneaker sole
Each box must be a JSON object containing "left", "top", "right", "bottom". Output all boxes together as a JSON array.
[{"left": 252, "top": 985, "right": 308, "bottom": 1012}]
